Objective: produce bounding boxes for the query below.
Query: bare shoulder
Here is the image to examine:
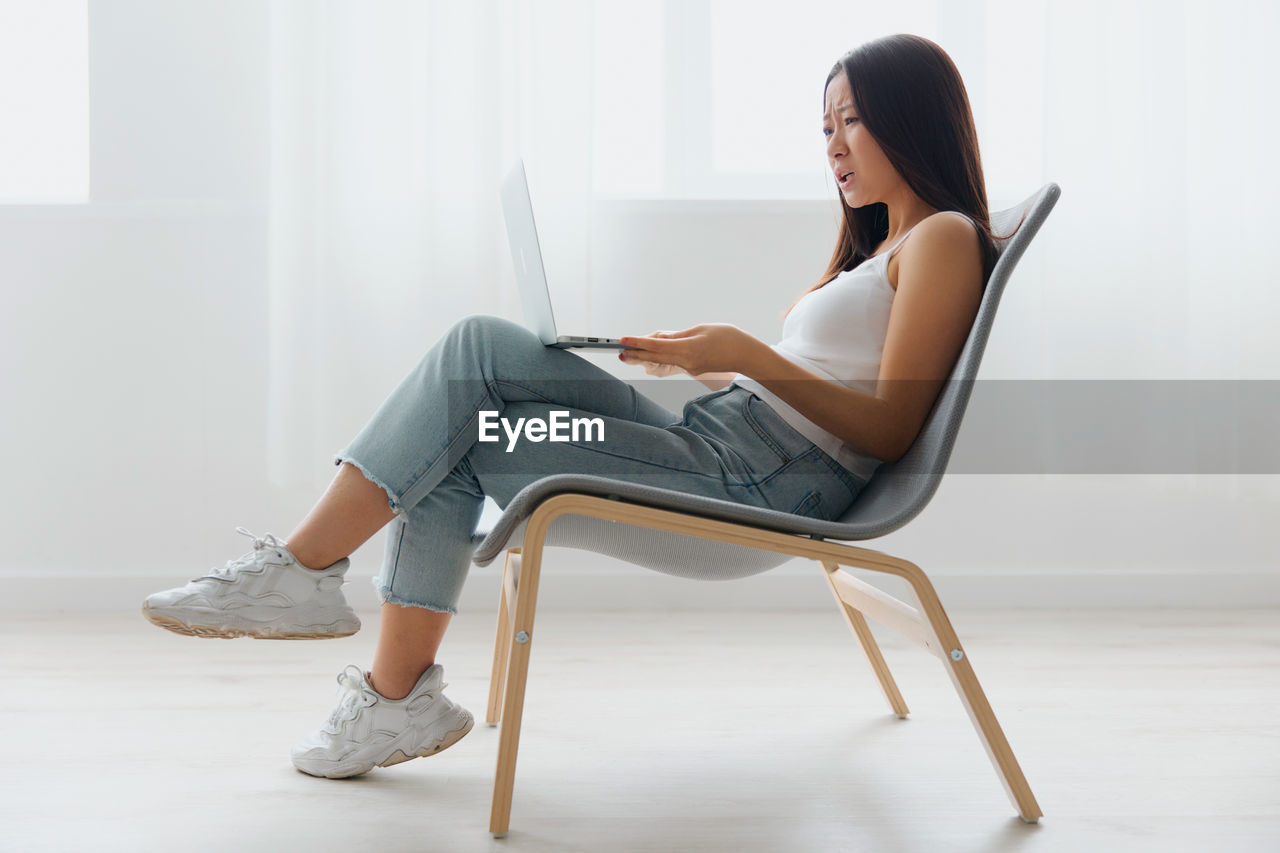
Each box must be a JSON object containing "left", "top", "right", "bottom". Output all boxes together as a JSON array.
[{"left": 887, "top": 211, "right": 983, "bottom": 292}]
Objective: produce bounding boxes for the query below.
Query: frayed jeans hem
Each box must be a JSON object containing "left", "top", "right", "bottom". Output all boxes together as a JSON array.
[
  {"left": 334, "top": 452, "right": 407, "bottom": 516},
  {"left": 371, "top": 577, "right": 458, "bottom": 615}
]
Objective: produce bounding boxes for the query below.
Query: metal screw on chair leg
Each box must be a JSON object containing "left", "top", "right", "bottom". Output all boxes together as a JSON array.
[
  {"left": 515, "top": 630, "right": 530, "bottom": 644},
  {"left": 950, "top": 648, "right": 964, "bottom": 661}
]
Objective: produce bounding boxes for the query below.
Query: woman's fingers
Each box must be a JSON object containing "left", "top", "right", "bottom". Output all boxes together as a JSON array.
[
  {"left": 619, "top": 346, "right": 689, "bottom": 377},
  {"left": 623, "top": 330, "right": 680, "bottom": 347},
  {"left": 630, "top": 359, "right": 681, "bottom": 377}
]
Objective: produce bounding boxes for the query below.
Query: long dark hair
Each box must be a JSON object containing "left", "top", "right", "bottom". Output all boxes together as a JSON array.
[{"left": 784, "top": 34, "right": 1022, "bottom": 322}]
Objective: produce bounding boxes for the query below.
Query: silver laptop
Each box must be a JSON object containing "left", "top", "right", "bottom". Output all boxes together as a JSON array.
[{"left": 500, "top": 159, "right": 625, "bottom": 349}]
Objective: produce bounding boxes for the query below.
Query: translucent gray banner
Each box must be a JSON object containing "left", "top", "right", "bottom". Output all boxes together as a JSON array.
[
  {"left": 449, "top": 378, "right": 1280, "bottom": 475},
  {"left": 945, "top": 379, "right": 1280, "bottom": 474}
]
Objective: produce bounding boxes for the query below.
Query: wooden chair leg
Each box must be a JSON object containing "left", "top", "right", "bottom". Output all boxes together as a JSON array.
[
  {"left": 490, "top": 539, "right": 544, "bottom": 838},
  {"left": 902, "top": 570, "right": 1043, "bottom": 823},
  {"left": 820, "top": 560, "right": 909, "bottom": 718},
  {"left": 486, "top": 548, "right": 519, "bottom": 727}
]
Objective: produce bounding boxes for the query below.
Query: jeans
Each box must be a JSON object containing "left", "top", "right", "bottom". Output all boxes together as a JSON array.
[{"left": 333, "top": 314, "right": 870, "bottom": 614}]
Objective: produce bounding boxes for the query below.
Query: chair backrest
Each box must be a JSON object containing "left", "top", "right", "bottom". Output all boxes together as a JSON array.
[{"left": 830, "top": 183, "right": 1061, "bottom": 538}]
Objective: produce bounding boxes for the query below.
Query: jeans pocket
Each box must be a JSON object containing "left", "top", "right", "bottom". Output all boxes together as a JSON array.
[
  {"left": 741, "top": 391, "right": 811, "bottom": 463},
  {"left": 682, "top": 384, "right": 737, "bottom": 421},
  {"left": 788, "top": 488, "right": 824, "bottom": 519}
]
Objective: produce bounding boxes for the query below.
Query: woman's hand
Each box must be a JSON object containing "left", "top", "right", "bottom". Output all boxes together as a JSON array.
[
  {"left": 638, "top": 359, "right": 687, "bottom": 378},
  {"left": 617, "top": 324, "right": 764, "bottom": 377},
  {"left": 615, "top": 331, "right": 688, "bottom": 377}
]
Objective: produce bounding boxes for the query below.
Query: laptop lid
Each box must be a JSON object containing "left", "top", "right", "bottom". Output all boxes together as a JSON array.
[
  {"left": 499, "top": 159, "right": 624, "bottom": 349},
  {"left": 500, "top": 160, "right": 558, "bottom": 345}
]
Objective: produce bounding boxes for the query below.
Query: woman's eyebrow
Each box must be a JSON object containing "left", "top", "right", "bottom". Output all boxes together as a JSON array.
[{"left": 822, "top": 102, "right": 855, "bottom": 120}]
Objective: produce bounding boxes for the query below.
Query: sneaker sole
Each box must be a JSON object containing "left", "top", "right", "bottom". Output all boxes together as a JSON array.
[
  {"left": 379, "top": 713, "right": 476, "bottom": 767},
  {"left": 140, "top": 604, "right": 359, "bottom": 640},
  {"left": 296, "top": 713, "right": 476, "bottom": 779}
]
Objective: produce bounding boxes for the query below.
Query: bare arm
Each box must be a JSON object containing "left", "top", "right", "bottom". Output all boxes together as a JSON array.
[
  {"left": 738, "top": 352, "right": 900, "bottom": 460},
  {"left": 691, "top": 371, "right": 738, "bottom": 391}
]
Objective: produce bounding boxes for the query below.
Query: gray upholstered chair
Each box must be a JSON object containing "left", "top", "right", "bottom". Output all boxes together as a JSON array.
[{"left": 473, "top": 183, "right": 1061, "bottom": 837}]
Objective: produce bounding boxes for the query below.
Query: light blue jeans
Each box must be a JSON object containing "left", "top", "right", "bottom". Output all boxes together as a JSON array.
[{"left": 333, "top": 314, "right": 870, "bottom": 614}]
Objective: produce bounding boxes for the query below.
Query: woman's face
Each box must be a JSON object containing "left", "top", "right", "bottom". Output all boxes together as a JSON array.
[{"left": 823, "top": 71, "right": 895, "bottom": 208}]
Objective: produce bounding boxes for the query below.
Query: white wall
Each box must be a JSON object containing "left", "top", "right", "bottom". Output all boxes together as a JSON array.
[{"left": 2, "top": 1, "right": 1275, "bottom": 612}]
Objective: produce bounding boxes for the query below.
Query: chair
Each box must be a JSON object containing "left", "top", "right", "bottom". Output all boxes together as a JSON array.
[{"left": 471, "top": 184, "right": 1061, "bottom": 837}]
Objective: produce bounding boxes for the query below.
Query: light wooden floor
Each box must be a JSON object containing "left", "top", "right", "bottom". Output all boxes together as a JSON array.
[{"left": 3, "top": 606, "right": 1278, "bottom": 852}]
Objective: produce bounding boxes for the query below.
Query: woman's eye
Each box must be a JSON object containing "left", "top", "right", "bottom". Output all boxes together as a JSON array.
[{"left": 822, "top": 118, "right": 858, "bottom": 137}]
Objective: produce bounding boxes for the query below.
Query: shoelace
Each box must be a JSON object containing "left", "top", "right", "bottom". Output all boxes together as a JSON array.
[
  {"left": 325, "top": 665, "right": 379, "bottom": 734},
  {"left": 198, "top": 526, "right": 288, "bottom": 581}
]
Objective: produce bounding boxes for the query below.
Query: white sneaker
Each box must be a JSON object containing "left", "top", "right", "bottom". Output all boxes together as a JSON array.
[
  {"left": 291, "top": 663, "right": 475, "bottom": 779},
  {"left": 141, "top": 527, "right": 361, "bottom": 639}
]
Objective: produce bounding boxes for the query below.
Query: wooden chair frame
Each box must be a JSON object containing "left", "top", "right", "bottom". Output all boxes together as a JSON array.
[{"left": 483, "top": 492, "right": 1043, "bottom": 837}]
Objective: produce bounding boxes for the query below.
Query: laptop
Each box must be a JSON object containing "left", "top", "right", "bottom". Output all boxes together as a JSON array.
[{"left": 500, "top": 159, "right": 626, "bottom": 349}]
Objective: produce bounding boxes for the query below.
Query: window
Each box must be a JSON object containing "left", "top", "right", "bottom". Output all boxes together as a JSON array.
[
  {"left": 709, "top": 0, "right": 937, "bottom": 184},
  {"left": 591, "top": 0, "right": 1034, "bottom": 202},
  {"left": 0, "top": 0, "right": 90, "bottom": 201}
]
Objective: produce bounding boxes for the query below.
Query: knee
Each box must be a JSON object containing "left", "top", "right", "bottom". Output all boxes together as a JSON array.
[
  {"left": 445, "top": 313, "right": 540, "bottom": 357},
  {"left": 451, "top": 313, "right": 523, "bottom": 340}
]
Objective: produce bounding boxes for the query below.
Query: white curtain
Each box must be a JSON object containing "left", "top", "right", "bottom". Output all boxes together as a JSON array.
[
  {"left": 1032, "top": 0, "right": 1280, "bottom": 382},
  {"left": 266, "top": 0, "right": 595, "bottom": 489}
]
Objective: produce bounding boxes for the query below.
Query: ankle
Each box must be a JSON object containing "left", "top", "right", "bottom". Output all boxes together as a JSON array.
[
  {"left": 368, "top": 673, "right": 408, "bottom": 701},
  {"left": 285, "top": 544, "right": 330, "bottom": 572},
  {"left": 369, "top": 666, "right": 433, "bottom": 702}
]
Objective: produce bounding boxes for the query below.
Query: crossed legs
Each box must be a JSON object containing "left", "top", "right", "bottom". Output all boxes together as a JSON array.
[
  {"left": 278, "top": 314, "right": 683, "bottom": 702},
  {"left": 286, "top": 460, "right": 449, "bottom": 701}
]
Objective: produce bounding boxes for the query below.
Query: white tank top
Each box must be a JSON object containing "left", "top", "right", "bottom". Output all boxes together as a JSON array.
[{"left": 730, "top": 212, "right": 972, "bottom": 481}]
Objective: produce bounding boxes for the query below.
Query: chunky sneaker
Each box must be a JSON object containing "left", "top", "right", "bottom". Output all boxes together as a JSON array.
[
  {"left": 141, "top": 527, "right": 361, "bottom": 639},
  {"left": 291, "top": 663, "right": 475, "bottom": 779}
]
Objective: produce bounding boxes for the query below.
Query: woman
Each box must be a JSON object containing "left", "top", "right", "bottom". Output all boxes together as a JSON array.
[{"left": 142, "top": 33, "right": 1002, "bottom": 780}]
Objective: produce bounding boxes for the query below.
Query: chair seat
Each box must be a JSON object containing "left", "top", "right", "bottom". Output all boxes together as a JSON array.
[{"left": 469, "top": 473, "right": 878, "bottom": 579}]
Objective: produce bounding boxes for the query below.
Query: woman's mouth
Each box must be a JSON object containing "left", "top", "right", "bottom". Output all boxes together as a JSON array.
[{"left": 839, "top": 172, "right": 854, "bottom": 187}]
